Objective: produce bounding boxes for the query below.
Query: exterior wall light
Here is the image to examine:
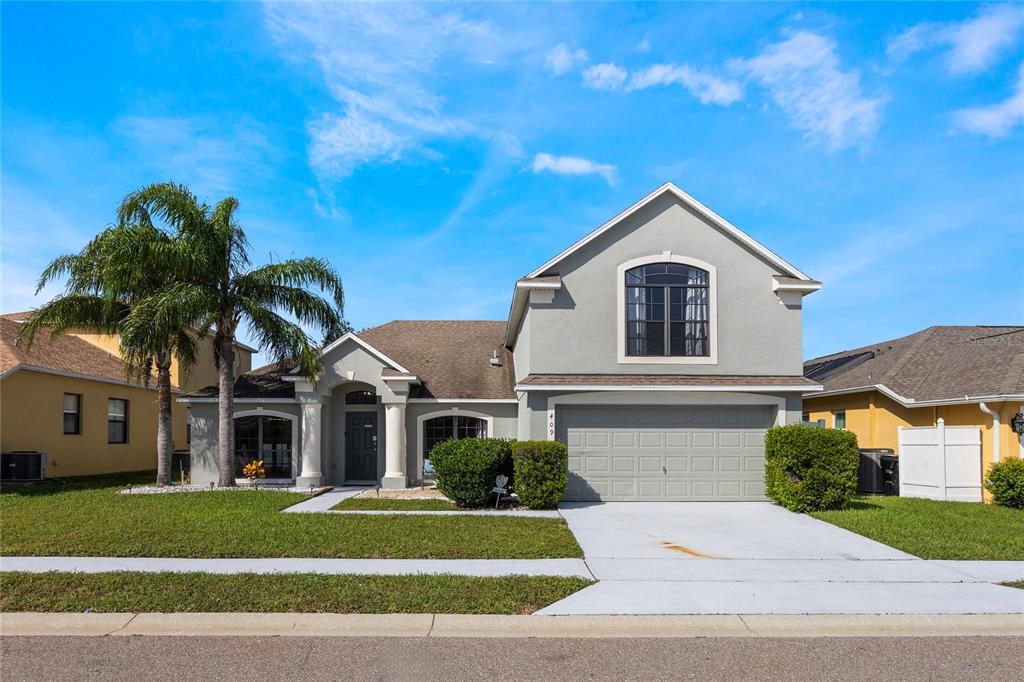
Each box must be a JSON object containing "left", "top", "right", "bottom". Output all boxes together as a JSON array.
[{"left": 1011, "top": 412, "right": 1024, "bottom": 435}]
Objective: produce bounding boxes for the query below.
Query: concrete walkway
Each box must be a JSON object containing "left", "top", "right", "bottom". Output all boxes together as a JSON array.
[
  {"left": 540, "top": 502, "right": 1024, "bottom": 615},
  {"left": 282, "top": 488, "right": 561, "bottom": 517},
  {"left": 0, "top": 556, "right": 593, "bottom": 579},
  {"left": 3, "top": 612, "right": 1022, "bottom": 638}
]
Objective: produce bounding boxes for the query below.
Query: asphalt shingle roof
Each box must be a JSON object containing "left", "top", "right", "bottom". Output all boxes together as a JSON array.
[
  {"left": 804, "top": 326, "right": 1024, "bottom": 401},
  {"left": 0, "top": 313, "right": 133, "bottom": 384}
]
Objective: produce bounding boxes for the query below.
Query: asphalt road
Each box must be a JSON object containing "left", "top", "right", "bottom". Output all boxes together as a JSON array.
[{"left": 2, "top": 636, "right": 1022, "bottom": 681}]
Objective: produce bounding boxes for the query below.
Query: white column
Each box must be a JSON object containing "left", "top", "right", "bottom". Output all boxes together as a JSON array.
[
  {"left": 382, "top": 402, "right": 407, "bottom": 489},
  {"left": 296, "top": 400, "right": 323, "bottom": 487}
]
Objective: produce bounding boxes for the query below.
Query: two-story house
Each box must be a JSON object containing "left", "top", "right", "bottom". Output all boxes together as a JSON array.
[{"left": 183, "top": 183, "right": 822, "bottom": 500}]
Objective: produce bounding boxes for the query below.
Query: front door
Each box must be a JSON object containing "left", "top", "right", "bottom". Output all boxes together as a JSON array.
[{"left": 345, "top": 412, "right": 378, "bottom": 482}]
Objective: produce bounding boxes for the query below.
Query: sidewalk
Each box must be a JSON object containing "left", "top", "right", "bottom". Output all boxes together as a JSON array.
[{"left": 3, "top": 612, "right": 1022, "bottom": 638}]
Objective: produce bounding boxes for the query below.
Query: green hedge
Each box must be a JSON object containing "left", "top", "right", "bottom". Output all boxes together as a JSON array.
[
  {"left": 985, "top": 457, "right": 1024, "bottom": 508},
  {"left": 764, "top": 424, "right": 859, "bottom": 513},
  {"left": 429, "top": 438, "right": 514, "bottom": 507},
  {"left": 513, "top": 441, "right": 568, "bottom": 509}
]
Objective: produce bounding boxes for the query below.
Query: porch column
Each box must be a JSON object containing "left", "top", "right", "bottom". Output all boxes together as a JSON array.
[
  {"left": 296, "top": 399, "right": 324, "bottom": 487},
  {"left": 382, "top": 402, "right": 407, "bottom": 489}
]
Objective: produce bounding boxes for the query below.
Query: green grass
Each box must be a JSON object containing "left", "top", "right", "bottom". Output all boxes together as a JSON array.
[
  {"left": 0, "top": 472, "right": 581, "bottom": 559},
  {"left": 0, "top": 571, "right": 591, "bottom": 614},
  {"left": 1007, "top": 582, "right": 1023, "bottom": 590},
  {"left": 332, "top": 497, "right": 457, "bottom": 511},
  {"left": 811, "top": 495, "right": 1024, "bottom": 560}
]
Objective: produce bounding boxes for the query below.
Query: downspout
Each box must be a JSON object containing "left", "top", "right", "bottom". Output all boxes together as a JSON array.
[{"left": 979, "top": 402, "right": 1000, "bottom": 464}]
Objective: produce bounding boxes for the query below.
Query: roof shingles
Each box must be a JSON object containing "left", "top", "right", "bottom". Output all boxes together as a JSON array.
[{"left": 0, "top": 314, "right": 133, "bottom": 384}]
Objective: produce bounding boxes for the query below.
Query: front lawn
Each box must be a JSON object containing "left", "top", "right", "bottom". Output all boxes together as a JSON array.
[
  {"left": 0, "top": 572, "right": 590, "bottom": 614},
  {"left": 0, "top": 472, "right": 581, "bottom": 559},
  {"left": 811, "top": 495, "right": 1024, "bottom": 560},
  {"left": 332, "top": 497, "right": 457, "bottom": 511}
]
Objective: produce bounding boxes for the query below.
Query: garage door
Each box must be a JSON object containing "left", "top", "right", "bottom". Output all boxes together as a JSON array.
[{"left": 559, "top": 405, "right": 773, "bottom": 501}]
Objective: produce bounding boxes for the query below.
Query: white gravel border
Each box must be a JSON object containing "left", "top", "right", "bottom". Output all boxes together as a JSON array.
[{"left": 118, "top": 484, "right": 332, "bottom": 495}]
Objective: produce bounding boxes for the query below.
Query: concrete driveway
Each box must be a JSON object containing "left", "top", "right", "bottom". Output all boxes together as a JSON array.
[{"left": 539, "top": 502, "right": 1024, "bottom": 615}]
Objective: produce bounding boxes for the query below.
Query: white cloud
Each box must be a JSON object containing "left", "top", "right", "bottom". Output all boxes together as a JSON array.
[
  {"left": 545, "top": 43, "right": 588, "bottom": 75},
  {"left": 627, "top": 64, "right": 743, "bottom": 105},
  {"left": 635, "top": 38, "right": 651, "bottom": 54},
  {"left": 888, "top": 5, "right": 1024, "bottom": 74},
  {"left": 530, "top": 153, "right": 617, "bottom": 185},
  {"left": 733, "top": 31, "right": 884, "bottom": 150},
  {"left": 582, "top": 62, "right": 629, "bottom": 91},
  {"left": 952, "top": 62, "right": 1024, "bottom": 137}
]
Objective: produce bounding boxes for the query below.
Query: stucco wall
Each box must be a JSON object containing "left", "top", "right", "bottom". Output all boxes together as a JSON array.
[
  {"left": 405, "top": 401, "right": 518, "bottom": 484},
  {"left": 518, "top": 193, "right": 804, "bottom": 376},
  {"left": 0, "top": 369, "right": 187, "bottom": 477}
]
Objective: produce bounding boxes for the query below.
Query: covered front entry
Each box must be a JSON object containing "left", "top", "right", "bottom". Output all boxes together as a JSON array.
[
  {"left": 559, "top": 405, "right": 772, "bottom": 501},
  {"left": 345, "top": 412, "right": 378, "bottom": 482}
]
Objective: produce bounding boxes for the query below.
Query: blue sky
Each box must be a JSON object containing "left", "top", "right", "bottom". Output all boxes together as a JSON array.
[{"left": 3, "top": 2, "right": 1022, "bottom": 366}]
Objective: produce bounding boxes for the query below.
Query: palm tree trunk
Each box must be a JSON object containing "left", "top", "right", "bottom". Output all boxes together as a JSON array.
[
  {"left": 217, "top": 332, "right": 236, "bottom": 487},
  {"left": 155, "top": 351, "right": 174, "bottom": 486}
]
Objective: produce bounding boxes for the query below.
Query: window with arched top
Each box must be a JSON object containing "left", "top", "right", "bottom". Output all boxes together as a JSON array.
[
  {"left": 345, "top": 390, "right": 377, "bottom": 405},
  {"left": 624, "top": 262, "right": 710, "bottom": 357}
]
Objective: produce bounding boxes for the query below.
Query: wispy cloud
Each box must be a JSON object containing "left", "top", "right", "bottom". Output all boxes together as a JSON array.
[
  {"left": 887, "top": 5, "right": 1024, "bottom": 75},
  {"left": 583, "top": 61, "right": 741, "bottom": 105},
  {"left": 733, "top": 31, "right": 885, "bottom": 150},
  {"left": 545, "top": 43, "right": 588, "bottom": 75},
  {"left": 530, "top": 152, "right": 617, "bottom": 186},
  {"left": 952, "top": 62, "right": 1024, "bottom": 137},
  {"left": 116, "top": 115, "right": 274, "bottom": 193}
]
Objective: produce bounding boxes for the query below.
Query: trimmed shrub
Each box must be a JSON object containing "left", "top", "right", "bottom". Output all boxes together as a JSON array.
[
  {"left": 429, "top": 438, "right": 514, "bottom": 507},
  {"left": 513, "top": 441, "right": 569, "bottom": 509},
  {"left": 764, "top": 424, "right": 859, "bottom": 513},
  {"left": 985, "top": 457, "right": 1024, "bottom": 508}
]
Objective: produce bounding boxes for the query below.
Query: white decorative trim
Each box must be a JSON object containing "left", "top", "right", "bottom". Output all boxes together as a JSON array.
[
  {"left": 518, "top": 383, "right": 819, "bottom": 393},
  {"left": 616, "top": 254, "right": 718, "bottom": 365},
  {"left": 382, "top": 374, "right": 419, "bottom": 382},
  {"left": 301, "top": 332, "right": 412, "bottom": 375},
  {"left": 525, "top": 182, "right": 813, "bottom": 281},
  {"left": 806, "top": 384, "right": 1024, "bottom": 408},
  {"left": 515, "top": 280, "right": 562, "bottom": 290},
  {"left": 544, "top": 391, "right": 789, "bottom": 440},
  {"left": 233, "top": 408, "right": 300, "bottom": 479},
  {"left": 2, "top": 365, "right": 182, "bottom": 392},
  {"left": 415, "top": 408, "right": 495, "bottom": 479},
  {"left": 408, "top": 398, "right": 518, "bottom": 404}
]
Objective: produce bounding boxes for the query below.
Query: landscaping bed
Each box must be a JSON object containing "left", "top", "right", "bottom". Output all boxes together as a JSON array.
[
  {"left": 332, "top": 498, "right": 458, "bottom": 511},
  {"left": 0, "top": 472, "right": 582, "bottom": 559},
  {"left": 811, "top": 495, "right": 1024, "bottom": 560},
  {"left": 0, "top": 572, "right": 591, "bottom": 614}
]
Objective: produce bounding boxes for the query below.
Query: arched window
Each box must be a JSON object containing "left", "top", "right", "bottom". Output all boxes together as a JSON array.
[
  {"left": 625, "top": 262, "right": 710, "bottom": 357},
  {"left": 234, "top": 415, "right": 293, "bottom": 478},
  {"left": 422, "top": 415, "right": 487, "bottom": 460},
  {"left": 345, "top": 390, "right": 377, "bottom": 405}
]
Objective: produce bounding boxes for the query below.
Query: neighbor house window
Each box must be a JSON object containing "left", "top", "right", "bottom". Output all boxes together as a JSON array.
[
  {"left": 345, "top": 390, "right": 377, "bottom": 405},
  {"left": 625, "top": 263, "right": 709, "bottom": 357},
  {"left": 833, "top": 410, "right": 846, "bottom": 430},
  {"left": 63, "top": 393, "right": 81, "bottom": 434},
  {"left": 107, "top": 398, "right": 128, "bottom": 444},
  {"left": 234, "top": 415, "right": 293, "bottom": 478},
  {"left": 422, "top": 415, "right": 487, "bottom": 462}
]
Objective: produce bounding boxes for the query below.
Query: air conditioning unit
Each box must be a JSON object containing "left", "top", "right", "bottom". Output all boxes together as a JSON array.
[{"left": 1, "top": 451, "right": 46, "bottom": 482}]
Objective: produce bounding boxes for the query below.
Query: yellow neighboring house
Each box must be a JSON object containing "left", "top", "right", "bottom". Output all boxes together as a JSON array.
[
  {"left": 803, "top": 326, "right": 1024, "bottom": 495},
  {"left": 0, "top": 311, "right": 254, "bottom": 478}
]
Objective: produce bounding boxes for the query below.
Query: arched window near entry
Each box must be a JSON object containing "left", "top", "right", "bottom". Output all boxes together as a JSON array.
[
  {"left": 345, "top": 390, "right": 377, "bottom": 405},
  {"left": 422, "top": 415, "right": 488, "bottom": 475}
]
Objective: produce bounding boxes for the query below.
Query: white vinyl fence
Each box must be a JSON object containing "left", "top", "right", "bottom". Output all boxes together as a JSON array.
[{"left": 897, "top": 419, "right": 982, "bottom": 502}]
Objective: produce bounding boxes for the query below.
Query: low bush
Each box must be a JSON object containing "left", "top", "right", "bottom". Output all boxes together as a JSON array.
[
  {"left": 764, "top": 424, "right": 858, "bottom": 513},
  {"left": 429, "top": 438, "right": 514, "bottom": 507},
  {"left": 985, "top": 457, "right": 1024, "bottom": 508},
  {"left": 513, "top": 441, "right": 568, "bottom": 509}
]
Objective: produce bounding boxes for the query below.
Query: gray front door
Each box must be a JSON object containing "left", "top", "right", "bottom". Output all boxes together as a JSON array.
[
  {"left": 345, "top": 412, "right": 378, "bottom": 481},
  {"left": 559, "top": 405, "right": 772, "bottom": 501}
]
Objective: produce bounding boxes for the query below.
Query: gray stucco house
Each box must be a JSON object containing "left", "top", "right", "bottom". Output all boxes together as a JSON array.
[{"left": 182, "top": 183, "right": 822, "bottom": 500}]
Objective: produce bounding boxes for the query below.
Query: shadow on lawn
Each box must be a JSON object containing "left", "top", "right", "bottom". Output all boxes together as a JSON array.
[
  {"left": 835, "top": 496, "right": 888, "bottom": 512},
  {"left": 0, "top": 470, "right": 155, "bottom": 497}
]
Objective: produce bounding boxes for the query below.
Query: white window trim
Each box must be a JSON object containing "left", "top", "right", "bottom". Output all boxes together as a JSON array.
[
  {"left": 415, "top": 409, "right": 494, "bottom": 478},
  {"left": 616, "top": 253, "right": 718, "bottom": 365},
  {"left": 233, "top": 408, "right": 300, "bottom": 480}
]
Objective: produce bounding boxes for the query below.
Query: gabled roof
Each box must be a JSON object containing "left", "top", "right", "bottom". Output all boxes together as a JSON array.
[
  {"left": 523, "top": 182, "right": 814, "bottom": 281},
  {"left": 804, "top": 326, "right": 1024, "bottom": 404},
  {"left": 185, "top": 360, "right": 297, "bottom": 399}
]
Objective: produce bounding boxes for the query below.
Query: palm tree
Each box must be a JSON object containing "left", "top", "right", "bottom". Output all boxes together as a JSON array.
[
  {"left": 18, "top": 222, "right": 198, "bottom": 486},
  {"left": 118, "top": 184, "right": 344, "bottom": 486}
]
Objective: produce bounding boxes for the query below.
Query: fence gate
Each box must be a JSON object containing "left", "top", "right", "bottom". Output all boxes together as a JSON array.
[{"left": 897, "top": 419, "right": 982, "bottom": 502}]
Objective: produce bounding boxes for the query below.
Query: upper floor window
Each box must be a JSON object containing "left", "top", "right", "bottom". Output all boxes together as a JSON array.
[
  {"left": 625, "top": 263, "right": 710, "bottom": 357},
  {"left": 345, "top": 390, "right": 377, "bottom": 405},
  {"left": 63, "top": 393, "right": 81, "bottom": 435},
  {"left": 107, "top": 398, "right": 128, "bottom": 444}
]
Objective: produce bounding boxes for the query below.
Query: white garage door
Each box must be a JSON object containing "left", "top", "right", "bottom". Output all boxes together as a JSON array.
[{"left": 559, "top": 405, "right": 773, "bottom": 501}]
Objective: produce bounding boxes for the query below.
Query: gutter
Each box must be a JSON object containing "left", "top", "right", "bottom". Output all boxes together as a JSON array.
[
  {"left": 978, "top": 402, "right": 1000, "bottom": 463},
  {"left": 806, "top": 383, "right": 1024, "bottom": 409}
]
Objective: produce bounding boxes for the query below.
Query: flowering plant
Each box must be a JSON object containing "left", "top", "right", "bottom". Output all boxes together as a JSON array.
[{"left": 242, "top": 459, "right": 266, "bottom": 488}]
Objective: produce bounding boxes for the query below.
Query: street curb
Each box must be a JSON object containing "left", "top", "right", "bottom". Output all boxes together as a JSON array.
[{"left": 2, "top": 613, "right": 1023, "bottom": 638}]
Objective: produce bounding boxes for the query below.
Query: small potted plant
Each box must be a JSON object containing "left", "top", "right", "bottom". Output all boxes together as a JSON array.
[{"left": 242, "top": 459, "right": 266, "bottom": 489}]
